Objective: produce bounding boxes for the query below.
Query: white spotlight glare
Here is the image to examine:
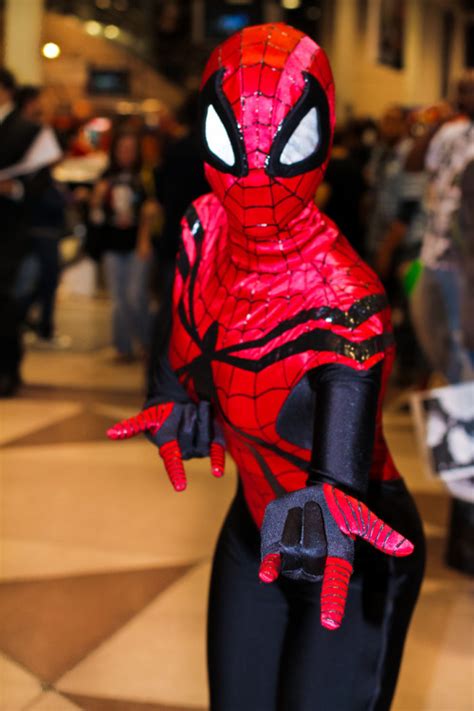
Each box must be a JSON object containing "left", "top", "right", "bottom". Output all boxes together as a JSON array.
[
  {"left": 104, "top": 24, "right": 120, "bottom": 39},
  {"left": 85, "top": 20, "right": 102, "bottom": 36},
  {"left": 42, "top": 42, "right": 61, "bottom": 59}
]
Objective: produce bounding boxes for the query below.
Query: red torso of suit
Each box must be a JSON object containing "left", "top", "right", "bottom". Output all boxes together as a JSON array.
[{"left": 168, "top": 194, "right": 400, "bottom": 526}]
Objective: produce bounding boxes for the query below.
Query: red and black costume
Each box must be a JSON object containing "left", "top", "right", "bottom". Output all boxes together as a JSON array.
[{"left": 109, "top": 24, "right": 425, "bottom": 711}]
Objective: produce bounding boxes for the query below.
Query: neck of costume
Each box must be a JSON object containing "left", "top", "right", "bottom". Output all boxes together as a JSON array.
[{"left": 225, "top": 201, "right": 328, "bottom": 273}]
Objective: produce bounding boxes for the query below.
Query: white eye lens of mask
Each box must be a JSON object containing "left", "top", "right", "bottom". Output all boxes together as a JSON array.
[
  {"left": 280, "top": 107, "right": 319, "bottom": 165},
  {"left": 205, "top": 104, "right": 235, "bottom": 167}
]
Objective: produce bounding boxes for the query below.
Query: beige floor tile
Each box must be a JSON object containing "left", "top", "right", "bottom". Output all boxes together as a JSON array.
[
  {"left": 57, "top": 564, "right": 211, "bottom": 708},
  {"left": 26, "top": 692, "right": 82, "bottom": 711},
  {"left": 384, "top": 414, "right": 443, "bottom": 495},
  {"left": 394, "top": 584, "right": 474, "bottom": 711},
  {"left": 1, "top": 540, "right": 162, "bottom": 582},
  {"left": 1, "top": 441, "right": 235, "bottom": 579},
  {"left": 0, "top": 400, "right": 82, "bottom": 446},
  {"left": 0, "top": 654, "right": 41, "bottom": 710}
]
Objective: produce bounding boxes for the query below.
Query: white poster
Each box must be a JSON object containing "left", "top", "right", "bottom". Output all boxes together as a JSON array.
[{"left": 411, "top": 381, "right": 474, "bottom": 502}]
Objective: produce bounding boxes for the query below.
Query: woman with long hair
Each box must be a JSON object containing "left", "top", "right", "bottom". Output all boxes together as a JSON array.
[{"left": 90, "top": 130, "right": 154, "bottom": 361}]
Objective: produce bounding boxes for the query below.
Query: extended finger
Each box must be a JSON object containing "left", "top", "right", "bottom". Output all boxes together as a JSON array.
[
  {"left": 320, "top": 556, "right": 353, "bottom": 630},
  {"left": 323, "top": 485, "right": 414, "bottom": 557},
  {"left": 159, "top": 439, "right": 187, "bottom": 492},
  {"left": 259, "top": 553, "right": 281, "bottom": 583},
  {"left": 302, "top": 501, "right": 326, "bottom": 551},
  {"left": 302, "top": 501, "right": 326, "bottom": 578},
  {"left": 210, "top": 441, "right": 225, "bottom": 478},
  {"left": 107, "top": 403, "right": 174, "bottom": 440},
  {"left": 281, "top": 507, "right": 303, "bottom": 548}
]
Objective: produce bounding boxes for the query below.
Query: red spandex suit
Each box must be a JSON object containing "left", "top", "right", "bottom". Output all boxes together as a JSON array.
[{"left": 109, "top": 23, "right": 425, "bottom": 711}]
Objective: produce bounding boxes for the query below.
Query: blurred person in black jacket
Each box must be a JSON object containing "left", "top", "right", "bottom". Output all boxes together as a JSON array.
[
  {"left": 0, "top": 68, "right": 43, "bottom": 396},
  {"left": 316, "top": 128, "right": 366, "bottom": 256},
  {"left": 152, "top": 92, "right": 209, "bottom": 306},
  {"left": 14, "top": 85, "right": 67, "bottom": 347}
]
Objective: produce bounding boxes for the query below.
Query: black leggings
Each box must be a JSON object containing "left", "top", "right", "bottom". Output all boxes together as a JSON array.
[{"left": 208, "top": 480, "right": 425, "bottom": 711}]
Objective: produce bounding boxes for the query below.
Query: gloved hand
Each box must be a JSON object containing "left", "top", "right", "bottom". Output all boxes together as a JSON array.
[
  {"left": 259, "top": 483, "right": 414, "bottom": 630},
  {"left": 107, "top": 402, "right": 225, "bottom": 491}
]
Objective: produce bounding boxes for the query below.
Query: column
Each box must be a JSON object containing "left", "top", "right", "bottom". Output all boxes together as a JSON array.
[
  {"left": 330, "top": 0, "right": 357, "bottom": 121},
  {"left": 4, "top": 0, "right": 44, "bottom": 83}
]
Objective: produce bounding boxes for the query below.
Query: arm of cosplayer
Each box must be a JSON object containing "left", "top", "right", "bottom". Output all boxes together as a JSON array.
[
  {"left": 107, "top": 350, "right": 225, "bottom": 491},
  {"left": 259, "top": 363, "right": 414, "bottom": 630},
  {"left": 106, "top": 259, "right": 225, "bottom": 491}
]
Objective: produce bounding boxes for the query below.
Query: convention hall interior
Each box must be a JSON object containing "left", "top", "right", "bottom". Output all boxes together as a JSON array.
[{"left": 0, "top": 1, "right": 473, "bottom": 710}]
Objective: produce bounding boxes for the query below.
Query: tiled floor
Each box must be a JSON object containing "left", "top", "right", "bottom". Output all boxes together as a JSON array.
[{"left": 0, "top": 295, "right": 473, "bottom": 710}]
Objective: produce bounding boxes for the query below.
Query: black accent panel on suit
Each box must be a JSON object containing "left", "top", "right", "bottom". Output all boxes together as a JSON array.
[{"left": 307, "top": 362, "right": 383, "bottom": 497}]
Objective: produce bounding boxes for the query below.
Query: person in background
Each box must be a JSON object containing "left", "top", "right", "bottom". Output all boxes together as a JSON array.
[
  {"left": 316, "top": 127, "right": 366, "bottom": 256},
  {"left": 371, "top": 107, "right": 443, "bottom": 389},
  {"left": 14, "top": 85, "right": 69, "bottom": 348},
  {"left": 366, "top": 105, "right": 412, "bottom": 266},
  {"left": 411, "top": 73, "right": 474, "bottom": 383},
  {"left": 152, "top": 92, "right": 209, "bottom": 305},
  {"left": 365, "top": 106, "right": 419, "bottom": 388},
  {"left": 16, "top": 84, "right": 43, "bottom": 123},
  {"left": 460, "top": 159, "right": 474, "bottom": 355},
  {"left": 89, "top": 130, "right": 154, "bottom": 362},
  {"left": 0, "top": 68, "right": 45, "bottom": 396}
]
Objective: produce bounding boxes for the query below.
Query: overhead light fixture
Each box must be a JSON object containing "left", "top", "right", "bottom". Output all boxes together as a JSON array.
[
  {"left": 85, "top": 20, "right": 102, "bottom": 36},
  {"left": 96, "top": 0, "right": 111, "bottom": 8},
  {"left": 42, "top": 42, "right": 61, "bottom": 59},
  {"left": 104, "top": 24, "right": 120, "bottom": 39},
  {"left": 281, "top": 0, "right": 301, "bottom": 8}
]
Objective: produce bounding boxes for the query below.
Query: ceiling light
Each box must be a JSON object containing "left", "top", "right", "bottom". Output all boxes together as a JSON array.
[
  {"left": 281, "top": 0, "right": 301, "bottom": 9},
  {"left": 42, "top": 42, "right": 61, "bottom": 59},
  {"left": 85, "top": 20, "right": 102, "bottom": 36},
  {"left": 104, "top": 24, "right": 120, "bottom": 39}
]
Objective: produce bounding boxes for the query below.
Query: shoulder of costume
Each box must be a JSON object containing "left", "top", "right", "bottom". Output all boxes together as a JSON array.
[{"left": 301, "top": 219, "right": 394, "bottom": 370}]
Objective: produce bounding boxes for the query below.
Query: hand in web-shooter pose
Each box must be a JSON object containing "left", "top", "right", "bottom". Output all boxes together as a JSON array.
[
  {"left": 108, "top": 23, "right": 424, "bottom": 710},
  {"left": 108, "top": 401, "right": 226, "bottom": 491}
]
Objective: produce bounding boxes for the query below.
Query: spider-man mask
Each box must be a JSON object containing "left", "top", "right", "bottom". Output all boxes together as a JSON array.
[{"left": 199, "top": 23, "right": 335, "bottom": 243}]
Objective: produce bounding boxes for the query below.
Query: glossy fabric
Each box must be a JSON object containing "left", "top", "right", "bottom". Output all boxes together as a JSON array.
[{"left": 308, "top": 362, "right": 382, "bottom": 496}]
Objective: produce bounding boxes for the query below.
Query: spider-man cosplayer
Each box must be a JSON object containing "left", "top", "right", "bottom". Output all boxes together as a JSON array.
[{"left": 108, "top": 23, "right": 425, "bottom": 711}]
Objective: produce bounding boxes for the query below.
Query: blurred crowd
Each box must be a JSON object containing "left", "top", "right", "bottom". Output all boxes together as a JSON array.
[{"left": 0, "top": 64, "right": 473, "bottom": 398}]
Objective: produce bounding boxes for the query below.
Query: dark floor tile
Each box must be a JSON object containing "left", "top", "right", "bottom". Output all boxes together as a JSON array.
[
  {"left": 64, "top": 693, "right": 206, "bottom": 711},
  {"left": 3, "top": 409, "right": 115, "bottom": 447},
  {"left": 0, "top": 566, "right": 191, "bottom": 683},
  {"left": 19, "top": 384, "right": 140, "bottom": 406}
]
